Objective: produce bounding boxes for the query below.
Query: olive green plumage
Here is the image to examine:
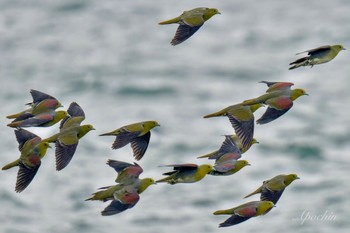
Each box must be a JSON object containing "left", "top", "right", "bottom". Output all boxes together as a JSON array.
[
  {"left": 156, "top": 164, "right": 213, "bottom": 184},
  {"left": 242, "top": 82, "right": 308, "bottom": 124},
  {"left": 100, "top": 120, "right": 160, "bottom": 160},
  {"left": 244, "top": 174, "right": 300, "bottom": 204},
  {"left": 159, "top": 7, "right": 220, "bottom": 45},
  {"left": 85, "top": 160, "right": 155, "bottom": 216},
  {"left": 289, "top": 44, "right": 345, "bottom": 69},
  {"left": 42, "top": 102, "right": 95, "bottom": 171},
  {"left": 7, "top": 110, "right": 68, "bottom": 128},
  {"left": 213, "top": 201, "right": 275, "bottom": 227},
  {"left": 210, "top": 160, "right": 250, "bottom": 176},
  {"left": 204, "top": 103, "right": 263, "bottom": 151},
  {"left": 2, "top": 129, "right": 51, "bottom": 193},
  {"left": 6, "top": 89, "right": 62, "bottom": 119}
]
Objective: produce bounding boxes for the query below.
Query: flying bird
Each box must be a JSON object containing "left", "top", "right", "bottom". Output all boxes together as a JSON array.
[
  {"left": 2, "top": 129, "right": 51, "bottom": 192},
  {"left": 6, "top": 89, "right": 62, "bottom": 120},
  {"left": 42, "top": 102, "right": 95, "bottom": 171},
  {"left": 242, "top": 81, "right": 308, "bottom": 124},
  {"left": 85, "top": 160, "right": 155, "bottom": 215},
  {"left": 99, "top": 121, "right": 160, "bottom": 160},
  {"left": 210, "top": 159, "right": 250, "bottom": 176},
  {"left": 289, "top": 44, "right": 345, "bottom": 70},
  {"left": 198, "top": 135, "right": 258, "bottom": 159},
  {"left": 156, "top": 163, "right": 213, "bottom": 184},
  {"left": 7, "top": 110, "right": 67, "bottom": 128},
  {"left": 204, "top": 103, "right": 263, "bottom": 151},
  {"left": 244, "top": 174, "right": 300, "bottom": 204},
  {"left": 159, "top": 7, "right": 220, "bottom": 45},
  {"left": 213, "top": 201, "right": 275, "bottom": 227}
]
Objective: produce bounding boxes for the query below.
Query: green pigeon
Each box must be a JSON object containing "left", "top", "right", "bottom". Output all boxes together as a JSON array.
[
  {"left": 289, "top": 44, "right": 345, "bottom": 70},
  {"left": 159, "top": 7, "right": 220, "bottom": 45},
  {"left": 6, "top": 89, "right": 62, "bottom": 119},
  {"left": 100, "top": 121, "right": 160, "bottom": 160},
  {"left": 156, "top": 163, "right": 213, "bottom": 184},
  {"left": 85, "top": 160, "right": 155, "bottom": 216},
  {"left": 42, "top": 102, "right": 95, "bottom": 171},
  {"left": 210, "top": 159, "right": 250, "bottom": 176},
  {"left": 242, "top": 82, "right": 308, "bottom": 124},
  {"left": 213, "top": 201, "right": 275, "bottom": 227},
  {"left": 7, "top": 110, "right": 67, "bottom": 128},
  {"left": 2, "top": 129, "right": 51, "bottom": 192},
  {"left": 244, "top": 174, "right": 300, "bottom": 204},
  {"left": 198, "top": 135, "right": 258, "bottom": 159},
  {"left": 204, "top": 103, "right": 263, "bottom": 151}
]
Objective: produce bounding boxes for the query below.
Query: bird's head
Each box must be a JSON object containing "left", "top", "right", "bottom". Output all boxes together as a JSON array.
[
  {"left": 200, "top": 164, "right": 213, "bottom": 173},
  {"left": 144, "top": 121, "right": 160, "bottom": 130},
  {"left": 291, "top": 88, "right": 308, "bottom": 100},
  {"left": 285, "top": 173, "right": 300, "bottom": 186},
  {"left": 237, "top": 160, "right": 251, "bottom": 170},
  {"left": 251, "top": 138, "right": 259, "bottom": 145},
  {"left": 333, "top": 44, "right": 346, "bottom": 52},
  {"left": 204, "top": 8, "right": 221, "bottom": 20},
  {"left": 57, "top": 110, "right": 68, "bottom": 119},
  {"left": 258, "top": 201, "right": 275, "bottom": 215},
  {"left": 78, "top": 124, "right": 95, "bottom": 138},
  {"left": 139, "top": 178, "right": 156, "bottom": 193}
]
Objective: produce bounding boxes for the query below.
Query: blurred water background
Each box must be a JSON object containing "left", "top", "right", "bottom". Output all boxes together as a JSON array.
[{"left": 1, "top": 0, "right": 350, "bottom": 232}]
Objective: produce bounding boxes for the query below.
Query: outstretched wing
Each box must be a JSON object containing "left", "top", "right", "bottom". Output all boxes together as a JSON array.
[
  {"left": 67, "top": 102, "right": 85, "bottom": 118},
  {"left": 256, "top": 107, "right": 291, "bottom": 124},
  {"left": 218, "top": 215, "right": 250, "bottom": 227},
  {"left": 228, "top": 116, "right": 254, "bottom": 152},
  {"left": 15, "top": 161, "right": 41, "bottom": 193},
  {"left": 130, "top": 131, "right": 151, "bottom": 160},
  {"left": 171, "top": 22, "right": 203, "bottom": 46},
  {"left": 55, "top": 141, "right": 78, "bottom": 171}
]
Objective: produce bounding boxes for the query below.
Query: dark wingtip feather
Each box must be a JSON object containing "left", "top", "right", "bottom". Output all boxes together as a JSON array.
[{"left": 15, "top": 162, "right": 40, "bottom": 193}]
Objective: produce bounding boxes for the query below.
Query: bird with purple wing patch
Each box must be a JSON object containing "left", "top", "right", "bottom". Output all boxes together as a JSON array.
[
  {"left": 213, "top": 201, "right": 274, "bottom": 227},
  {"left": 2, "top": 129, "right": 51, "bottom": 192},
  {"left": 6, "top": 89, "right": 63, "bottom": 120},
  {"left": 242, "top": 81, "right": 308, "bottom": 124},
  {"left": 85, "top": 160, "right": 155, "bottom": 216},
  {"left": 7, "top": 110, "right": 67, "bottom": 128}
]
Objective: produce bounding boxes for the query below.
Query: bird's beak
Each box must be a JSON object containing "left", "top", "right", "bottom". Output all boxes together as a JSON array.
[
  {"left": 342, "top": 47, "right": 346, "bottom": 50},
  {"left": 296, "top": 176, "right": 301, "bottom": 179},
  {"left": 247, "top": 163, "right": 251, "bottom": 166},
  {"left": 217, "top": 12, "right": 221, "bottom": 14}
]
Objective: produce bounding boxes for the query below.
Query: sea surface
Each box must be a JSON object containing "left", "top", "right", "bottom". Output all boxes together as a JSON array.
[{"left": 1, "top": 0, "right": 349, "bottom": 233}]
